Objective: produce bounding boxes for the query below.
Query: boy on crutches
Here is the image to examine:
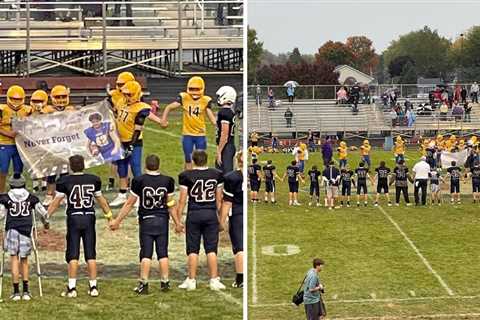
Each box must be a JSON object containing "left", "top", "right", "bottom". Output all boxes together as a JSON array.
[{"left": 0, "top": 176, "right": 49, "bottom": 301}]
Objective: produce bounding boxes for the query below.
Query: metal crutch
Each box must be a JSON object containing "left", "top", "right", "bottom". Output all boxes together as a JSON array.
[
  {"left": 0, "top": 216, "right": 6, "bottom": 302},
  {"left": 31, "top": 212, "right": 43, "bottom": 297}
]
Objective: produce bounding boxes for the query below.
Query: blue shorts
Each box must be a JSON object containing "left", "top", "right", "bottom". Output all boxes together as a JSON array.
[
  {"left": 182, "top": 135, "right": 207, "bottom": 163},
  {"left": 298, "top": 160, "right": 305, "bottom": 173},
  {"left": 116, "top": 144, "right": 142, "bottom": 178},
  {"left": 0, "top": 145, "right": 23, "bottom": 174}
]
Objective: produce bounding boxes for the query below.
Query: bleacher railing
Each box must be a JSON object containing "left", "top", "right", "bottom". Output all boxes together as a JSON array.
[
  {"left": 0, "top": 0, "right": 243, "bottom": 76},
  {"left": 248, "top": 83, "right": 480, "bottom": 101}
]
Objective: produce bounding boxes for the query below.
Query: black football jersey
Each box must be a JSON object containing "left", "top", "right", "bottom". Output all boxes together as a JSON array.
[
  {"left": 447, "top": 166, "right": 462, "bottom": 182},
  {"left": 56, "top": 173, "right": 102, "bottom": 217},
  {"left": 341, "top": 170, "right": 354, "bottom": 185},
  {"left": 287, "top": 165, "right": 300, "bottom": 183},
  {"left": 248, "top": 164, "right": 261, "bottom": 181},
  {"left": 429, "top": 170, "right": 440, "bottom": 184},
  {"left": 375, "top": 166, "right": 391, "bottom": 181},
  {"left": 216, "top": 107, "right": 236, "bottom": 145},
  {"left": 355, "top": 167, "right": 369, "bottom": 182},
  {"left": 223, "top": 170, "right": 243, "bottom": 216},
  {"left": 0, "top": 193, "right": 40, "bottom": 236},
  {"left": 471, "top": 167, "right": 480, "bottom": 184},
  {"left": 131, "top": 173, "right": 175, "bottom": 218},
  {"left": 426, "top": 148, "right": 435, "bottom": 158},
  {"left": 263, "top": 165, "right": 276, "bottom": 181},
  {"left": 394, "top": 166, "right": 409, "bottom": 187},
  {"left": 308, "top": 169, "right": 321, "bottom": 184},
  {"left": 179, "top": 168, "right": 223, "bottom": 211}
]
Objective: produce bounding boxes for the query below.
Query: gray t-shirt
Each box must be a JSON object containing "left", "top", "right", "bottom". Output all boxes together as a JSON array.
[{"left": 303, "top": 268, "right": 321, "bottom": 304}]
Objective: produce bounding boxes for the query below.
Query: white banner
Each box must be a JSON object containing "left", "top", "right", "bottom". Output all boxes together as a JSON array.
[
  {"left": 12, "top": 100, "right": 124, "bottom": 179},
  {"left": 440, "top": 149, "right": 469, "bottom": 168}
]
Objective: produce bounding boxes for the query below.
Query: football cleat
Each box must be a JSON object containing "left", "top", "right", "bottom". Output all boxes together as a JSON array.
[
  {"left": 209, "top": 277, "right": 226, "bottom": 291},
  {"left": 109, "top": 193, "right": 127, "bottom": 207},
  {"left": 232, "top": 281, "right": 243, "bottom": 288},
  {"left": 61, "top": 287, "right": 77, "bottom": 298},
  {"left": 22, "top": 292, "right": 32, "bottom": 301},
  {"left": 88, "top": 286, "right": 99, "bottom": 297},
  {"left": 178, "top": 278, "right": 196, "bottom": 291},
  {"left": 134, "top": 281, "right": 149, "bottom": 295},
  {"left": 10, "top": 293, "right": 21, "bottom": 301},
  {"left": 160, "top": 281, "right": 170, "bottom": 292}
]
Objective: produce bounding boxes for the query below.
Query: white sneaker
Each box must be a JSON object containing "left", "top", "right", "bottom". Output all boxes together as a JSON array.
[
  {"left": 109, "top": 193, "right": 127, "bottom": 207},
  {"left": 178, "top": 278, "right": 196, "bottom": 291},
  {"left": 209, "top": 277, "right": 226, "bottom": 291},
  {"left": 388, "top": 203, "right": 392, "bottom": 207},
  {"left": 42, "top": 195, "right": 53, "bottom": 207},
  {"left": 293, "top": 201, "right": 301, "bottom": 206},
  {"left": 10, "top": 293, "right": 21, "bottom": 301},
  {"left": 22, "top": 292, "right": 32, "bottom": 301},
  {"left": 61, "top": 287, "right": 77, "bottom": 298},
  {"left": 316, "top": 202, "right": 321, "bottom": 207},
  {"left": 88, "top": 286, "right": 99, "bottom": 297}
]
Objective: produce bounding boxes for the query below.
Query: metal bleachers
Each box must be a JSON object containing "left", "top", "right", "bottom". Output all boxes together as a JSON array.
[{"left": 0, "top": 0, "right": 243, "bottom": 76}]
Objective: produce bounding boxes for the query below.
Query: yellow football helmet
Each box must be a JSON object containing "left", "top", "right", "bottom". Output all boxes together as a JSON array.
[
  {"left": 116, "top": 71, "right": 135, "bottom": 90},
  {"left": 363, "top": 139, "right": 369, "bottom": 145},
  {"left": 187, "top": 76, "right": 205, "bottom": 99},
  {"left": 450, "top": 135, "right": 456, "bottom": 140},
  {"left": 396, "top": 135, "right": 403, "bottom": 142},
  {"left": 437, "top": 134, "right": 443, "bottom": 140},
  {"left": 51, "top": 85, "right": 70, "bottom": 109},
  {"left": 340, "top": 141, "right": 347, "bottom": 147},
  {"left": 7, "top": 85, "right": 25, "bottom": 109},
  {"left": 121, "top": 80, "right": 142, "bottom": 104},
  {"left": 30, "top": 89, "right": 48, "bottom": 111}
]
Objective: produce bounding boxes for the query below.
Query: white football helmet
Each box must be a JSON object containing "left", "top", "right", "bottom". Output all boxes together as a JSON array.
[{"left": 216, "top": 86, "right": 237, "bottom": 106}]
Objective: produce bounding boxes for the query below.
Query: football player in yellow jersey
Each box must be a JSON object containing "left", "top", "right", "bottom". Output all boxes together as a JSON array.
[
  {"left": 0, "top": 85, "right": 33, "bottom": 193},
  {"left": 109, "top": 80, "right": 152, "bottom": 206},
  {"left": 359, "top": 139, "right": 371, "bottom": 168},
  {"left": 109, "top": 71, "right": 135, "bottom": 112},
  {"left": 337, "top": 141, "right": 348, "bottom": 168},
  {"left": 393, "top": 136, "right": 405, "bottom": 163},
  {"left": 160, "top": 76, "right": 216, "bottom": 170},
  {"left": 42, "top": 85, "right": 78, "bottom": 206},
  {"left": 30, "top": 89, "right": 55, "bottom": 115}
]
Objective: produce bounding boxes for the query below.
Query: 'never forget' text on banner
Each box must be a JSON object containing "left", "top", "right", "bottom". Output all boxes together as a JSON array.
[{"left": 12, "top": 101, "right": 124, "bottom": 179}]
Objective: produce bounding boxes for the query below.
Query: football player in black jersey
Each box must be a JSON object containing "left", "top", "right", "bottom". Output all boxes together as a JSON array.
[
  {"left": 220, "top": 151, "right": 243, "bottom": 288},
  {"left": 262, "top": 160, "right": 280, "bottom": 203},
  {"left": 0, "top": 176, "right": 49, "bottom": 301},
  {"left": 373, "top": 161, "right": 392, "bottom": 206},
  {"left": 215, "top": 86, "right": 237, "bottom": 174},
  {"left": 109, "top": 154, "right": 184, "bottom": 295},
  {"left": 355, "top": 162, "right": 370, "bottom": 206},
  {"left": 282, "top": 160, "right": 304, "bottom": 206},
  {"left": 446, "top": 161, "right": 463, "bottom": 204},
  {"left": 340, "top": 166, "right": 355, "bottom": 207},
  {"left": 248, "top": 158, "right": 262, "bottom": 202},
  {"left": 47, "top": 155, "right": 113, "bottom": 298},
  {"left": 468, "top": 161, "right": 480, "bottom": 203},
  {"left": 307, "top": 165, "right": 321, "bottom": 207},
  {"left": 177, "top": 150, "right": 226, "bottom": 291},
  {"left": 391, "top": 160, "right": 412, "bottom": 206}
]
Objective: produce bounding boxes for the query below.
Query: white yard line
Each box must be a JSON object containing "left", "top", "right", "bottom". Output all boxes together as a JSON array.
[
  {"left": 250, "top": 294, "right": 480, "bottom": 308},
  {"left": 252, "top": 203, "right": 258, "bottom": 305},
  {"left": 376, "top": 204, "right": 454, "bottom": 296},
  {"left": 215, "top": 290, "right": 243, "bottom": 306}
]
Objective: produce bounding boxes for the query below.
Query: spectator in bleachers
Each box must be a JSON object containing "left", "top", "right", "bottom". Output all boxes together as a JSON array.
[
  {"left": 307, "top": 130, "right": 316, "bottom": 152},
  {"left": 255, "top": 85, "right": 261, "bottom": 106},
  {"left": 406, "top": 108, "right": 415, "bottom": 128},
  {"left": 112, "top": 0, "right": 134, "bottom": 26},
  {"left": 336, "top": 86, "right": 348, "bottom": 104},
  {"left": 389, "top": 108, "right": 398, "bottom": 127},
  {"left": 271, "top": 135, "right": 279, "bottom": 152},
  {"left": 464, "top": 102, "right": 472, "bottom": 122},
  {"left": 284, "top": 107, "right": 293, "bottom": 128},
  {"left": 461, "top": 86, "right": 468, "bottom": 104},
  {"left": 439, "top": 102, "right": 449, "bottom": 121},
  {"left": 471, "top": 82, "right": 479, "bottom": 103},
  {"left": 321, "top": 138, "right": 333, "bottom": 167},
  {"left": 56, "top": 0, "right": 74, "bottom": 22},
  {"left": 267, "top": 87, "right": 274, "bottom": 109},
  {"left": 286, "top": 85, "right": 295, "bottom": 104},
  {"left": 441, "top": 90, "right": 449, "bottom": 106},
  {"left": 389, "top": 90, "right": 397, "bottom": 107},
  {"left": 452, "top": 102, "right": 464, "bottom": 122},
  {"left": 454, "top": 84, "right": 461, "bottom": 103}
]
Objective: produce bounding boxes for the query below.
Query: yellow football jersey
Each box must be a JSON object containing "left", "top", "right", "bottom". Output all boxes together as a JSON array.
[
  {"left": 360, "top": 144, "right": 371, "bottom": 156},
  {"left": 179, "top": 92, "right": 212, "bottom": 136},
  {"left": 394, "top": 141, "right": 405, "bottom": 155},
  {"left": 0, "top": 104, "right": 33, "bottom": 145},
  {"left": 297, "top": 149, "right": 305, "bottom": 161},
  {"left": 115, "top": 101, "right": 151, "bottom": 142},
  {"left": 337, "top": 146, "right": 348, "bottom": 159}
]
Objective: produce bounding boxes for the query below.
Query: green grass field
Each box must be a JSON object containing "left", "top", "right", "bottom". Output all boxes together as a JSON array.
[
  {"left": 0, "top": 114, "right": 243, "bottom": 319},
  {"left": 248, "top": 149, "right": 480, "bottom": 319}
]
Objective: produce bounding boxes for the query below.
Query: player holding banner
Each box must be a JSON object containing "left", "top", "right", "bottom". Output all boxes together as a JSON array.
[{"left": 47, "top": 155, "right": 113, "bottom": 298}]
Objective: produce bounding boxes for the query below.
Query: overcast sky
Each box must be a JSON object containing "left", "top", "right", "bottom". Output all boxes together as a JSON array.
[{"left": 248, "top": 0, "right": 480, "bottom": 54}]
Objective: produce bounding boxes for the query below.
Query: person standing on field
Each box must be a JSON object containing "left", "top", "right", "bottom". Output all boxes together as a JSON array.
[{"left": 303, "top": 258, "right": 326, "bottom": 320}]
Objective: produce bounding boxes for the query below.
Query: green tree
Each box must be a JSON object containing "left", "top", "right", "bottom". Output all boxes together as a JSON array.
[
  {"left": 383, "top": 26, "right": 451, "bottom": 80},
  {"left": 288, "top": 47, "right": 304, "bottom": 65},
  {"left": 248, "top": 27, "right": 264, "bottom": 84}
]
